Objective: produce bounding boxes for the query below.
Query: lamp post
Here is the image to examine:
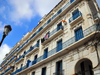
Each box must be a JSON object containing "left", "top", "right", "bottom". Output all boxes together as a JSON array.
[{"left": 0, "top": 25, "right": 12, "bottom": 47}]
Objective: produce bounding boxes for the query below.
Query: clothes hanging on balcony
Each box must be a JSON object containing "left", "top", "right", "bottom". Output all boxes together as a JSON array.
[
  {"left": 44, "top": 32, "right": 49, "bottom": 40},
  {"left": 44, "top": 34, "right": 49, "bottom": 40}
]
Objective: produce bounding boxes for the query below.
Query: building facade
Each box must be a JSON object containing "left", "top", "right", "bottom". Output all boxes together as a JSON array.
[{"left": 0, "top": 0, "right": 100, "bottom": 75}]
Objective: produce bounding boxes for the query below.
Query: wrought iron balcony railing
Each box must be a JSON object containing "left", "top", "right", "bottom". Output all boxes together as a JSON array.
[
  {"left": 0, "top": 56, "right": 16, "bottom": 71},
  {"left": 0, "top": 0, "right": 75, "bottom": 67},
  {"left": 11, "top": 24, "right": 100, "bottom": 75},
  {"left": 11, "top": 65, "right": 27, "bottom": 75},
  {"left": 15, "top": 55, "right": 24, "bottom": 63},
  {"left": 0, "top": 66, "right": 14, "bottom": 75},
  {"left": 10, "top": 0, "right": 75, "bottom": 57},
  {"left": 25, "top": 43, "right": 39, "bottom": 56},
  {"left": 41, "top": 26, "right": 63, "bottom": 44},
  {"left": 69, "top": 11, "right": 82, "bottom": 23}
]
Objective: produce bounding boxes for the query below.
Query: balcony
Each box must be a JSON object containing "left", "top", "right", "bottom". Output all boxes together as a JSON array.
[
  {"left": 8, "top": 0, "right": 78, "bottom": 59},
  {"left": 53, "top": 70, "right": 64, "bottom": 75},
  {"left": 22, "top": 0, "right": 76, "bottom": 44},
  {"left": 25, "top": 44, "right": 39, "bottom": 57},
  {"left": 11, "top": 65, "right": 27, "bottom": 75},
  {"left": 42, "top": 26, "right": 63, "bottom": 45},
  {"left": 15, "top": 55, "right": 24, "bottom": 64},
  {"left": 8, "top": 56, "right": 16, "bottom": 65},
  {"left": 1, "top": 67, "right": 14, "bottom": 75},
  {"left": 69, "top": 11, "right": 83, "bottom": 26},
  {"left": 13, "top": 24, "right": 100, "bottom": 75},
  {"left": 17, "top": 39, "right": 31, "bottom": 54},
  {"left": 0, "top": 56, "right": 16, "bottom": 71}
]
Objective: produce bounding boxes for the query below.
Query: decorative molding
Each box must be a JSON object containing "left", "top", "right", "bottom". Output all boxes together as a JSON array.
[{"left": 87, "top": 13, "right": 92, "bottom": 19}]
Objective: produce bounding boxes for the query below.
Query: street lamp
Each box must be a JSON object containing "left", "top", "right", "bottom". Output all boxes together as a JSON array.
[{"left": 0, "top": 25, "right": 12, "bottom": 47}]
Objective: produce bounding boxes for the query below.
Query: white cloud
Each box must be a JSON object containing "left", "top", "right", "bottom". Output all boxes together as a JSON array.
[
  {"left": 7, "top": 0, "right": 61, "bottom": 25},
  {"left": 34, "top": 0, "right": 61, "bottom": 17},
  {"left": 8, "top": 0, "right": 36, "bottom": 25},
  {"left": 0, "top": 44, "right": 11, "bottom": 64}
]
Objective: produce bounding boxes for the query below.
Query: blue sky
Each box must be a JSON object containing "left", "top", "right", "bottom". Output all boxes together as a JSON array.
[{"left": 0, "top": 0, "right": 100, "bottom": 64}]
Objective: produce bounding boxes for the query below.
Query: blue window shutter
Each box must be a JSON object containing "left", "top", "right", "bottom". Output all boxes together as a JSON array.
[
  {"left": 57, "top": 39, "right": 62, "bottom": 52},
  {"left": 57, "top": 22, "right": 62, "bottom": 31},
  {"left": 56, "top": 60, "right": 62, "bottom": 75},
  {"left": 80, "top": 28, "right": 83, "bottom": 38},
  {"left": 70, "top": 0, "right": 74, "bottom": 3},
  {"left": 75, "top": 27, "right": 83, "bottom": 41},
  {"left": 44, "top": 48, "right": 48, "bottom": 59},
  {"left": 37, "top": 40, "right": 39, "bottom": 47},
  {"left": 73, "top": 10, "right": 79, "bottom": 20}
]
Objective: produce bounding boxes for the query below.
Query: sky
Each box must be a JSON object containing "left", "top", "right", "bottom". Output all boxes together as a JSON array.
[{"left": 0, "top": 0, "right": 100, "bottom": 64}]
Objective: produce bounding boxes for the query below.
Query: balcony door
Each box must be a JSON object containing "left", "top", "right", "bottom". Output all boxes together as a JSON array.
[
  {"left": 34, "top": 55, "right": 37, "bottom": 64},
  {"left": 57, "top": 22, "right": 62, "bottom": 31},
  {"left": 75, "top": 27, "right": 83, "bottom": 41},
  {"left": 57, "top": 39, "right": 62, "bottom": 52},
  {"left": 42, "top": 67, "right": 46, "bottom": 75},
  {"left": 37, "top": 40, "right": 40, "bottom": 47},
  {"left": 70, "top": 0, "right": 74, "bottom": 3},
  {"left": 72, "top": 9, "right": 79, "bottom": 20},
  {"left": 32, "top": 72, "right": 35, "bottom": 75},
  {"left": 43, "top": 48, "right": 48, "bottom": 59},
  {"left": 56, "top": 60, "right": 62, "bottom": 75}
]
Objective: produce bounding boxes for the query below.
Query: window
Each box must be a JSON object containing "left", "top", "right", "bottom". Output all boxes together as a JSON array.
[
  {"left": 21, "top": 64, "right": 23, "bottom": 68},
  {"left": 52, "top": 14, "right": 57, "bottom": 20},
  {"left": 41, "top": 67, "right": 46, "bottom": 75},
  {"left": 19, "top": 55, "right": 21, "bottom": 58},
  {"left": 57, "top": 9, "right": 62, "bottom": 15},
  {"left": 37, "top": 40, "right": 40, "bottom": 47},
  {"left": 43, "top": 48, "right": 48, "bottom": 59},
  {"left": 24, "top": 51, "right": 26, "bottom": 55},
  {"left": 32, "top": 55, "right": 38, "bottom": 65},
  {"left": 32, "top": 72, "right": 35, "bottom": 75},
  {"left": 30, "top": 46, "right": 32, "bottom": 49},
  {"left": 57, "top": 22, "right": 63, "bottom": 31},
  {"left": 41, "top": 38, "right": 45, "bottom": 43},
  {"left": 47, "top": 19, "right": 51, "bottom": 24},
  {"left": 34, "top": 55, "right": 38, "bottom": 60},
  {"left": 16, "top": 67, "right": 18, "bottom": 70},
  {"left": 39, "top": 27, "right": 43, "bottom": 31},
  {"left": 72, "top": 9, "right": 80, "bottom": 20},
  {"left": 56, "top": 60, "right": 62, "bottom": 75},
  {"left": 57, "top": 39, "right": 62, "bottom": 52},
  {"left": 27, "top": 60, "right": 31, "bottom": 67},
  {"left": 75, "top": 27, "right": 83, "bottom": 41},
  {"left": 70, "top": 0, "right": 74, "bottom": 3}
]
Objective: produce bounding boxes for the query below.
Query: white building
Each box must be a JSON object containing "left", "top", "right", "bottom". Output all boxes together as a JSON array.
[{"left": 0, "top": 0, "right": 100, "bottom": 75}]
